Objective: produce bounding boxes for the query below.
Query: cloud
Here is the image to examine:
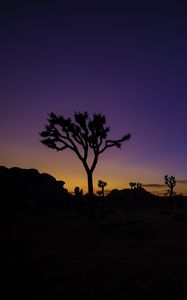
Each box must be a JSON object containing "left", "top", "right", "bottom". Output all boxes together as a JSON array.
[
  {"left": 143, "top": 180, "right": 187, "bottom": 187},
  {"left": 177, "top": 180, "right": 187, "bottom": 184},
  {"left": 142, "top": 183, "right": 165, "bottom": 188}
]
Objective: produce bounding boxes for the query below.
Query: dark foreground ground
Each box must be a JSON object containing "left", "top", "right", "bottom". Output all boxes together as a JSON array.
[{"left": 1, "top": 203, "right": 187, "bottom": 299}]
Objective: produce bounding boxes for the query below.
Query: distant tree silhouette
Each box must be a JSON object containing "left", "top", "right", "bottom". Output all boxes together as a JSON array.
[
  {"left": 164, "top": 175, "right": 176, "bottom": 208},
  {"left": 98, "top": 180, "right": 107, "bottom": 197},
  {"left": 40, "top": 112, "right": 131, "bottom": 218},
  {"left": 129, "top": 182, "right": 142, "bottom": 203},
  {"left": 97, "top": 180, "right": 107, "bottom": 217},
  {"left": 129, "top": 182, "right": 136, "bottom": 189},
  {"left": 164, "top": 175, "right": 176, "bottom": 199},
  {"left": 129, "top": 182, "right": 142, "bottom": 189},
  {"left": 98, "top": 179, "right": 107, "bottom": 213}
]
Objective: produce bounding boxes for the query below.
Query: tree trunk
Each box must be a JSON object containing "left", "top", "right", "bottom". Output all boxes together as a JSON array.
[
  {"left": 87, "top": 171, "right": 96, "bottom": 219},
  {"left": 102, "top": 186, "right": 104, "bottom": 197},
  {"left": 87, "top": 171, "right": 93, "bottom": 196}
]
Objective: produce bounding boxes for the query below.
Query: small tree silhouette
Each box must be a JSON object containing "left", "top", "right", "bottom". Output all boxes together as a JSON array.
[
  {"left": 40, "top": 112, "right": 131, "bottom": 218},
  {"left": 129, "top": 182, "right": 142, "bottom": 203},
  {"left": 129, "top": 182, "right": 142, "bottom": 189},
  {"left": 164, "top": 175, "right": 176, "bottom": 208},
  {"left": 98, "top": 180, "right": 107, "bottom": 216},
  {"left": 98, "top": 180, "right": 107, "bottom": 197},
  {"left": 164, "top": 175, "right": 176, "bottom": 198},
  {"left": 129, "top": 182, "right": 136, "bottom": 189}
]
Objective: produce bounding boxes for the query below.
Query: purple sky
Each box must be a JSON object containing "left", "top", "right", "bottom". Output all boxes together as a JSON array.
[{"left": 1, "top": 1, "right": 187, "bottom": 194}]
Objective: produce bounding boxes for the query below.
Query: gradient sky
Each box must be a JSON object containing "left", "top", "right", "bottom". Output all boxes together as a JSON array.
[{"left": 1, "top": 1, "right": 187, "bottom": 195}]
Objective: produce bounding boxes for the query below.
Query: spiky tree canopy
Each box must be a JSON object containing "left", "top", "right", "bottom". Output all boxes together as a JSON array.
[
  {"left": 164, "top": 175, "right": 176, "bottom": 197},
  {"left": 164, "top": 175, "right": 176, "bottom": 188},
  {"left": 40, "top": 112, "right": 131, "bottom": 173},
  {"left": 98, "top": 180, "right": 107, "bottom": 188}
]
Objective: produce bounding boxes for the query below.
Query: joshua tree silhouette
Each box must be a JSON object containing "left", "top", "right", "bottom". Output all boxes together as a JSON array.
[
  {"left": 40, "top": 112, "right": 131, "bottom": 218},
  {"left": 129, "top": 182, "right": 142, "bottom": 189},
  {"left": 98, "top": 180, "right": 107, "bottom": 197},
  {"left": 164, "top": 175, "right": 176, "bottom": 198},
  {"left": 97, "top": 180, "right": 107, "bottom": 216},
  {"left": 129, "top": 182, "right": 135, "bottom": 189},
  {"left": 129, "top": 182, "right": 142, "bottom": 203}
]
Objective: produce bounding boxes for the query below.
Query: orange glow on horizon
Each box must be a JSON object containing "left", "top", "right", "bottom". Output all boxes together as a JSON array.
[{"left": 1, "top": 143, "right": 187, "bottom": 196}]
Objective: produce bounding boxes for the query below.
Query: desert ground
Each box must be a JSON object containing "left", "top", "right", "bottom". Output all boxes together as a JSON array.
[{"left": 1, "top": 203, "right": 187, "bottom": 300}]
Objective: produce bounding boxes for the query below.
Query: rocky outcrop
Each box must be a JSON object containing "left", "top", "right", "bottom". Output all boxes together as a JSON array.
[{"left": 0, "top": 166, "right": 70, "bottom": 207}]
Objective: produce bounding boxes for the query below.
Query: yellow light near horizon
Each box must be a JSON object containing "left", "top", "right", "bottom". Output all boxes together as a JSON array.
[{"left": 2, "top": 143, "right": 187, "bottom": 196}]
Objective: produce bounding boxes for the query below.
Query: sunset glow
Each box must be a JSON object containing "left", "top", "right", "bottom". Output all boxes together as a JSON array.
[{"left": 1, "top": 2, "right": 187, "bottom": 195}]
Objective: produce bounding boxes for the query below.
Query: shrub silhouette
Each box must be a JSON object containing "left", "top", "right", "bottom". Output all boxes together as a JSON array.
[
  {"left": 40, "top": 112, "right": 131, "bottom": 218},
  {"left": 129, "top": 182, "right": 142, "bottom": 189},
  {"left": 74, "top": 186, "right": 83, "bottom": 199}
]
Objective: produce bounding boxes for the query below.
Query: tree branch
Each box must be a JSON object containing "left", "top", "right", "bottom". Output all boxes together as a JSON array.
[{"left": 99, "top": 134, "right": 131, "bottom": 154}]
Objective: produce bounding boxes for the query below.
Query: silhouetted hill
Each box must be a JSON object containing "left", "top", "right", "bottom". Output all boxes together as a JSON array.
[
  {"left": 106, "top": 187, "right": 187, "bottom": 211},
  {"left": 107, "top": 187, "right": 156, "bottom": 204},
  {"left": 1, "top": 166, "right": 187, "bottom": 212},
  {"left": 108, "top": 186, "right": 155, "bottom": 199},
  {"left": 0, "top": 166, "right": 72, "bottom": 208}
]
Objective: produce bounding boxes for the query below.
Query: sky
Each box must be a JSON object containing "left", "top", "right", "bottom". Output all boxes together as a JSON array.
[{"left": 1, "top": 0, "right": 187, "bottom": 195}]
